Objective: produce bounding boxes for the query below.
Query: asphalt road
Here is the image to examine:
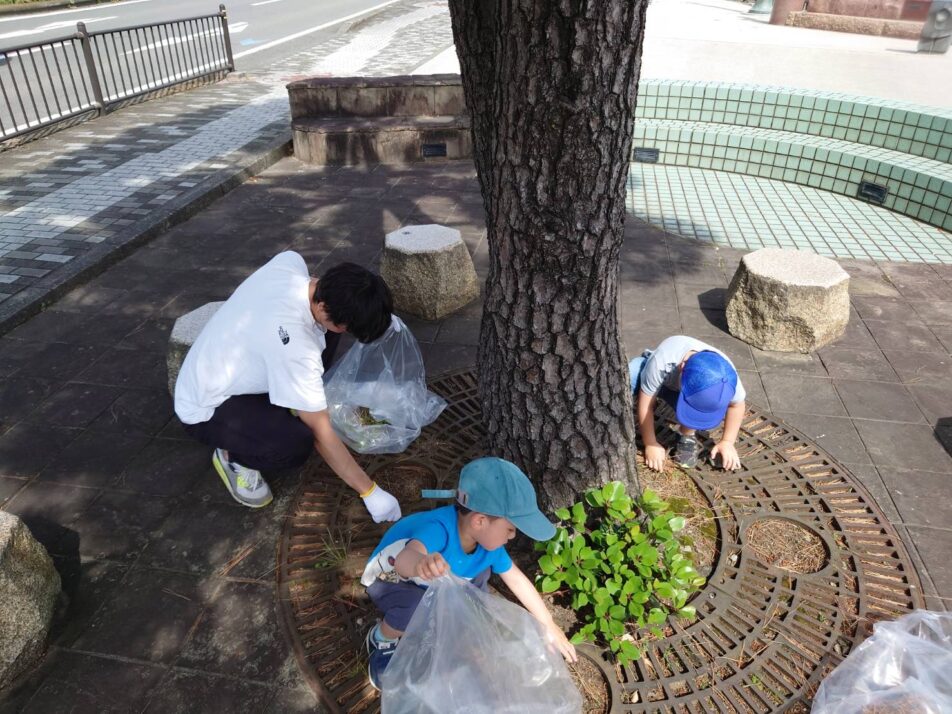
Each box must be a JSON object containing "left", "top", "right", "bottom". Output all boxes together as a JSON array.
[{"left": 0, "top": 0, "right": 401, "bottom": 71}]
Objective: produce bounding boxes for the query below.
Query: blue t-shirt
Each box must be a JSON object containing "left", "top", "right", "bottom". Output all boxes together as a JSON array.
[{"left": 361, "top": 505, "right": 513, "bottom": 586}]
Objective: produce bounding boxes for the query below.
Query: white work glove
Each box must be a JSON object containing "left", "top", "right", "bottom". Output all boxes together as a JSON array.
[{"left": 362, "top": 484, "right": 402, "bottom": 523}]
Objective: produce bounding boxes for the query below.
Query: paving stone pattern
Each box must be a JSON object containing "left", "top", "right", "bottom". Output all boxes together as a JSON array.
[
  {"left": 0, "top": 0, "right": 453, "bottom": 315},
  {"left": 0, "top": 159, "right": 949, "bottom": 711}
]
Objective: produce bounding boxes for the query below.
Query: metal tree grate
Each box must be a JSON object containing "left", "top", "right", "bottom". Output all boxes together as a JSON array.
[{"left": 277, "top": 370, "right": 923, "bottom": 713}]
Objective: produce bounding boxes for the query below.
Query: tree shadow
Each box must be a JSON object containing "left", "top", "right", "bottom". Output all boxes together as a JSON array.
[{"left": 936, "top": 416, "right": 952, "bottom": 460}]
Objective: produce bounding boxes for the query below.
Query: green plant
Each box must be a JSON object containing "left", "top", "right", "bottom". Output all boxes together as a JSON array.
[{"left": 535, "top": 481, "right": 706, "bottom": 665}]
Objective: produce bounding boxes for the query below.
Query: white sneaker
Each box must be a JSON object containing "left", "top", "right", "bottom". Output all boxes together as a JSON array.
[{"left": 212, "top": 449, "right": 273, "bottom": 508}]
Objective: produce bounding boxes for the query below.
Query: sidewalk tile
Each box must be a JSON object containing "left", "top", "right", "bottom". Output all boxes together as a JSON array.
[
  {"left": 139, "top": 499, "right": 275, "bottom": 576},
  {"left": 905, "top": 525, "right": 952, "bottom": 597},
  {"left": 50, "top": 558, "right": 129, "bottom": 648},
  {"left": 854, "top": 420, "right": 952, "bottom": 473},
  {"left": 73, "top": 348, "right": 167, "bottom": 391},
  {"left": 851, "top": 295, "right": 911, "bottom": 322},
  {"left": 833, "top": 380, "right": 926, "bottom": 423},
  {"left": 909, "top": 300, "right": 952, "bottom": 326},
  {"left": 73, "top": 568, "right": 212, "bottom": 663},
  {"left": 0, "top": 377, "right": 56, "bottom": 431},
  {"left": 176, "top": 581, "right": 297, "bottom": 684},
  {"left": 142, "top": 670, "right": 275, "bottom": 713},
  {"left": 751, "top": 349, "right": 827, "bottom": 375},
  {"left": 933, "top": 326, "right": 952, "bottom": 353},
  {"left": 774, "top": 412, "right": 871, "bottom": 464},
  {"left": 880, "top": 468, "right": 952, "bottom": 529},
  {"left": 882, "top": 350, "right": 952, "bottom": 384},
  {"left": 679, "top": 307, "right": 728, "bottom": 336},
  {"left": 905, "top": 383, "right": 952, "bottom": 426},
  {"left": 12, "top": 342, "right": 110, "bottom": 383},
  {"left": 3, "top": 481, "right": 100, "bottom": 554},
  {"left": 838, "top": 463, "right": 900, "bottom": 523},
  {"left": 831, "top": 318, "right": 878, "bottom": 350},
  {"left": 19, "top": 650, "right": 164, "bottom": 714},
  {"left": 0, "top": 476, "right": 26, "bottom": 506},
  {"left": 69, "top": 491, "right": 176, "bottom": 563},
  {"left": 817, "top": 345, "right": 900, "bottom": 382},
  {"left": 0, "top": 423, "right": 80, "bottom": 478},
  {"left": 760, "top": 374, "right": 846, "bottom": 416},
  {"left": 27, "top": 384, "right": 124, "bottom": 429},
  {"left": 86, "top": 389, "right": 174, "bottom": 437},
  {"left": 112, "top": 438, "right": 209, "bottom": 496},
  {"left": 866, "top": 319, "right": 946, "bottom": 352},
  {"left": 421, "top": 343, "right": 476, "bottom": 376},
  {"left": 737, "top": 370, "right": 769, "bottom": 410},
  {"left": 38, "top": 431, "right": 152, "bottom": 489}
]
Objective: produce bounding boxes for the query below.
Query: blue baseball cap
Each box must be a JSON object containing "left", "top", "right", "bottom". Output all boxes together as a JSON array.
[
  {"left": 457, "top": 457, "right": 556, "bottom": 542},
  {"left": 676, "top": 351, "right": 738, "bottom": 430}
]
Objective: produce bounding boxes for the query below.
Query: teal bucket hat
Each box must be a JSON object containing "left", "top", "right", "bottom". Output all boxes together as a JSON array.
[{"left": 439, "top": 457, "right": 556, "bottom": 541}]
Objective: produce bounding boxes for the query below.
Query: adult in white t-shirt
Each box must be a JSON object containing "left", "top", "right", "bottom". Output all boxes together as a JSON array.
[{"left": 175, "top": 251, "right": 401, "bottom": 522}]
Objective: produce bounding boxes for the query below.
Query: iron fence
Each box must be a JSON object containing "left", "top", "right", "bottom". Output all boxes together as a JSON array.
[{"left": 0, "top": 4, "right": 234, "bottom": 143}]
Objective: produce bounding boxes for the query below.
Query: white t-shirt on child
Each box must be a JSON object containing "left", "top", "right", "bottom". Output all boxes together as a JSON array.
[{"left": 174, "top": 251, "right": 328, "bottom": 425}]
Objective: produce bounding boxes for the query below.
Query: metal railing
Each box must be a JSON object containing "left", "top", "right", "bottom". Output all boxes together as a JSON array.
[{"left": 0, "top": 5, "right": 234, "bottom": 143}]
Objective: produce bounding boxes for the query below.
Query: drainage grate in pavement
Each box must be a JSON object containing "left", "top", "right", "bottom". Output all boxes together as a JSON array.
[{"left": 277, "top": 370, "right": 923, "bottom": 713}]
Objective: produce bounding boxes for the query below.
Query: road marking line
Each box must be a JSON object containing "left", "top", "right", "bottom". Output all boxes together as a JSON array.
[
  {"left": 232, "top": 0, "right": 400, "bottom": 59},
  {"left": 0, "top": 15, "right": 115, "bottom": 41},
  {"left": 251, "top": 0, "right": 286, "bottom": 5},
  {"left": 0, "top": 0, "right": 152, "bottom": 24}
]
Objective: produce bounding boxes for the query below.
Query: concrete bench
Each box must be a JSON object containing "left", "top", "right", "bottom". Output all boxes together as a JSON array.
[
  {"left": 287, "top": 75, "right": 471, "bottom": 167},
  {"left": 726, "top": 248, "right": 850, "bottom": 353},
  {"left": 0, "top": 512, "right": 61, "bottom": 690},
  {"left": 167, "top": 301, "right": 223, "bottom": 395},
  {"left": 380, "top": 224, "right": 479, "bottom": 321}
]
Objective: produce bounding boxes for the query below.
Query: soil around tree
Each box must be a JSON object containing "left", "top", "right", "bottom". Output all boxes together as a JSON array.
[{"left": 745, "top": 517, "right": 828, "bottom": 574}]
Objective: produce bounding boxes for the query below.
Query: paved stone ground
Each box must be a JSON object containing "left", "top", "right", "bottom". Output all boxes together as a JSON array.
[
  {"left": 0, "top": 0, "right": 453, "bottom": 329},
  {"left": 0, "top": 158, "right": 949, "bottom": 712}
]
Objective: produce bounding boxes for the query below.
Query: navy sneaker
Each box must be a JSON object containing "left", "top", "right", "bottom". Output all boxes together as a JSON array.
[
  {"left": 675, "top": 435, "right": 699, "bottom": 468},
  {"left": 365, "top": 625, "right": 398, "bottom": 691}
]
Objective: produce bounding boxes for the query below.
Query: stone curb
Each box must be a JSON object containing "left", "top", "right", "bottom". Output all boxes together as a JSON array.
[
  {"left": 0, "top": 132, "right": 292, "bottom": 335},
  {"left": 0, "top": 0, "right": 127, "bottom": 17}
]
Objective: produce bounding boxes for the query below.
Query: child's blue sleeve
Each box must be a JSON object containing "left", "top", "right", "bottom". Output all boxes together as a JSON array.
[
  {"left": 492, "top": 547, "right": 513, "bottom": 574},
  {"left": 407, "top": 521, "right": 450, "bottom": 555}
]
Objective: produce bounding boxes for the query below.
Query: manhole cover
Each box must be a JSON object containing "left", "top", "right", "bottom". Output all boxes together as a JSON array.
[{"left": 277, "top": 370, "right": 923, "bottom": 713}]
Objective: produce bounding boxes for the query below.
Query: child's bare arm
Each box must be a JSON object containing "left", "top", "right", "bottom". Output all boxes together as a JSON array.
[
  {"left": 393, "top": 540, "right": 448, "bottom": 580},
  {"left": 711, "top": 400, "right": 745, "bottom": 471},
  {"left": 637, "top": 390, "right": 666, "bottom": 471},
  {"left": 499, "top": 564, "right": 577, "bottom": 662}
]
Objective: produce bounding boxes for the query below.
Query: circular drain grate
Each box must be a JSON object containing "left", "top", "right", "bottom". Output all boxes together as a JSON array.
[{"left": 277, "top": 370, "right": 923, "bottom": 713}]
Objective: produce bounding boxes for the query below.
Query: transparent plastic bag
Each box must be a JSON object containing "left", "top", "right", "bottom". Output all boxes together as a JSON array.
[
  {"left": 812, "top": 610, "right": 952, "bottom": 714},
  {"left": 381, "top": 574, "right": 582, "bottom": 714},
  {"left": 323, "top": 316, "right": 446, "bottom": 454}
]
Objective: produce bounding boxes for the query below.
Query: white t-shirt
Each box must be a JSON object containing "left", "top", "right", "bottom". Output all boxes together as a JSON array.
[
  {"left": 639, "top": 335, "right": 746, "bottom": 405},
  {"left": 174, "top": 251, "right": 328, "bottom": 424}
]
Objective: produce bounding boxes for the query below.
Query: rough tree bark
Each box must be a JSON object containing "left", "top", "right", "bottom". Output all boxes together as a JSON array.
[{"left": 448, "top": 1, "right": 648, "bottom": 509}]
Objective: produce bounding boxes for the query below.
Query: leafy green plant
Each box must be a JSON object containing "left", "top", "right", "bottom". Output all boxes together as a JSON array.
[{"left": 535, "top": 481, "right": 706, "bottom": 665}]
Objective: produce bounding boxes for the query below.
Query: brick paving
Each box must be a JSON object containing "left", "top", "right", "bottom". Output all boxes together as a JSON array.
[{"left": 0, "top": 158, "right": 949, "bottom": 712}]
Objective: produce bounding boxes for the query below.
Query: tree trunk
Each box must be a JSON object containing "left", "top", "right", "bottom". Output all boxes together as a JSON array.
[{"left": 448, "top": 0, "right": 647, "bottom": 509}]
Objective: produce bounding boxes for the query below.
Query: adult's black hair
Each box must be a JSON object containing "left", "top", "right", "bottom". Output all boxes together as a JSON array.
[{"left": 315, "top": 263, "right": 393, "bottom": 343}]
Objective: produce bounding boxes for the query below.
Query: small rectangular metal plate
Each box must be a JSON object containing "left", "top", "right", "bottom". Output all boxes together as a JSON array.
[
  {"left": 857, "top": 181, "right": 888, "bottom": 204},
  {"left": 421, "top": 143, "right": 447, "bottom": 158},
  {"left": 634, "top": 147, "right": 660, "bottom": 163}
]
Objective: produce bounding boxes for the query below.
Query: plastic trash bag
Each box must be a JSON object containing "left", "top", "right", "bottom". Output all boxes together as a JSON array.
[
  {"left": 324, "top": 315, "right": 446, "bottom": 454},
  {"left": 381, "top": 574, "right": 582, "bottom": 714},
  {"left": 812, "top": 610, "right": 952, "bottom": 714}
]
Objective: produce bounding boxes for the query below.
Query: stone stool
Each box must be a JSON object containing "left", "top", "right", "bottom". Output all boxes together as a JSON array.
[
  {"left": 167, "top": 301, "right": 224, "bottom": 395},
  {"left": 726, "top": 248, "right": 850, "bottom": 353},
  {"left": 0, "top": 512, "right": 61, "bottom": 689},
  {"left": 380, "top": 224, "right": 479, "bottom": 321}
]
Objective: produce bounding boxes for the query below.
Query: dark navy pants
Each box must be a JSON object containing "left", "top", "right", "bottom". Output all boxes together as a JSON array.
[
  {"left": 182, "top": 332, "right": 341, "bottom": 471},
  {"left": 368, "top": 568, "right": 491, "bottom": 632}
]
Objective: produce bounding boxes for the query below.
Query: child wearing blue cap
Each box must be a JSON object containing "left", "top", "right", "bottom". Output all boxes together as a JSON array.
[
  {"left": 359, "top": 456, "right": 577, "bottom": 689},
  {"left": 628, "top": 336, "right": 746, "bottom": 472}
]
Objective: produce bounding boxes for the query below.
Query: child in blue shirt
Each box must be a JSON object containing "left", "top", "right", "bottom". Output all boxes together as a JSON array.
[{"left": 360, "top": 457, "right": 577, "bottom": 689}]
